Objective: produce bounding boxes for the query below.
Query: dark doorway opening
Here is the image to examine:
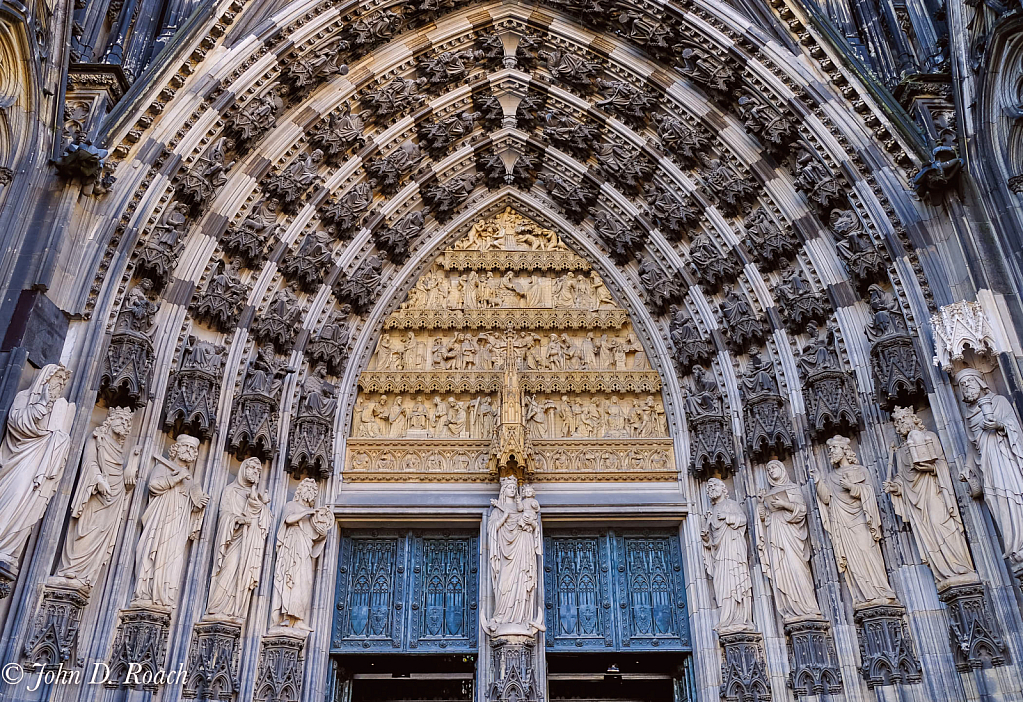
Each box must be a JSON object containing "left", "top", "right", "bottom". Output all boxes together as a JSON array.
[
  {"left": 334, "top": 654, "right": 476, "bottom": 702},
  {"left": 547, "top": 652, "right": 693, "bottom": 702}
]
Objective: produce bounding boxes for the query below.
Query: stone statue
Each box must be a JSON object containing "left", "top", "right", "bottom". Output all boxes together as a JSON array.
[
  {"left": 206, "top": 457, "right": 271, "bottom": 621},
  {"left": 814, "top": 436, "right": 896, "bottom": 607},
  {"left": 955, "top": 368, "right": 1023, "bottom": 566},
  {"left": 133, "top": 434, "right": 209, "bottom": 608},
  {"left": 757, "top": 460, "right": 821, "bottom": 620},
  {"left": 484, "top": 476, "right": 544, "bottom": 637},
  {"left": 54, "top": 407, "right": 134, "bottom": 591},
  {"left": 883, "top": 407, "right": 975, "bottom": 586},
  {"left": 271, "top": 478, "right": 332, "bottom": 631},
  {"left": 0, "top": 364, "right": 75, "bottom": 566},
  {"left": 701, "top": 478, "right": 753, "bottom": 633}
]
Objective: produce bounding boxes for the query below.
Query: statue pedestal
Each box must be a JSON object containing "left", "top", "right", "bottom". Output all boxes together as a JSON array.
[
  {"left": 107, "top": 604, "right": 173, "bottom": 690},
  {"left": 488, "top": 635, "right": 541, "bottom": 702},
  {"left": 852, "top": 604, "right": 921, "bottom": 688},
  {"left": 23, "top": 581, "right": 90, "bottom": 670},
  {"left": 254, "top": 629, "right": 307, "bottom": 702},
  {"left": 783, "top": 617, "right": 841, "bottom": 697},
  {"left": 937, "top": 580, "right": 1007, "bottom": 672},
  {"left": 182, "top": 619, "right": 242, "bottom": 699},
  {"left": 0, "top": 558, "right": 17, "bottom": 599},
  {"left": 717, "top": 629, "right": 770, "bottom": 702}
]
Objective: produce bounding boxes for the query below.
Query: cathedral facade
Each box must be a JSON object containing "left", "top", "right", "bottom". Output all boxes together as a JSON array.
[{"left": 1, "top": 0, "right": 1023, "bottom": 700}]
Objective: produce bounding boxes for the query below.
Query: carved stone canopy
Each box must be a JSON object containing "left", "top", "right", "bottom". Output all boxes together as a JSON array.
[{"left": 931, "top": 299, "right": 1003, "bottom": 373}]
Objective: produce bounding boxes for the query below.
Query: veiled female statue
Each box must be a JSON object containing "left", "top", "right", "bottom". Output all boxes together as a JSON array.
[
  {"left": 271, "top": 478, "right": 332, "bottom": 631},
  {"left": 133, "top": 434, "right": 209, "bottom": 608},
  {"left": 757, "top": 461, "right": 821, "bottom": 620},
  {"left": 884, "top": 407, "right": 975, "bottom": 586},
  {"left": 955, "top": 368, "right": 1023, "bottom": 565},
  {"left": 206, "top": 457, "right": 271, "bottom": 621},
  {"left": 484, "top": 477, "right": 544, "bottom": 637},
  {"left": 815, "top": 436, "right": 896, "bottom": 606},
  {"left": 0, "top": 364, "right": 75, "bottom": 565},
  {"left": 55, "top": 407, "right": 134, "bottom": 590},
  {"left": 701, "top": 478, "right": 753, "bottom": 633}
]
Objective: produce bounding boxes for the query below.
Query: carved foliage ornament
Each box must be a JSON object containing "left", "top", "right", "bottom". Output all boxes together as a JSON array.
[{"left": 262, "top": 150, "right": 324, "bottom": 213}]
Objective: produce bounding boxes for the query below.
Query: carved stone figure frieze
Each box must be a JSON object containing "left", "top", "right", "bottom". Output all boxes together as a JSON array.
[
  {"left": 334, "top": 255, "right": 383, "bottom": 313},
  {"left": 172, "top": 137, "right": 235, "bottom": 215},
  {"left": 484, "top": 477, "right": 544, "bottom": 636},
  {"left": 955, "top": 367, "right": 1023, "bottom": 568},
  {"left": 831, "top": 209, "right": 887, "bottom": 288},
  {"left": 539, "top": 174, "right": 596, "bottom": 223},
  {"left": 229, "top": 346, "right": 289, "bottom": 460},
  {"left": 132, "top": 434, "right": 209, "bottom": 608},
  {"left": 423, "top": 173, "right": 482, "bottom": 222},
  {"left": 191, "top": 259, "right": 249, "bottom": 332},
  {"left": 702, "top": 478, "right": 753, "bottom": 633},
  {"left": 797, "top": 323, "right": 860, "bottom": 437},
  {"left": 700, "top": 156, "right": 756, "bottom": 215},
  {"left": 593, "top": 211, "right": 645, "bottom": 264},
  {"left": 541, "top": 109, "right": 599, "bottom": 158},
  {"left": 669, "top": 307, "right": 714, "bottom": 372},
  {"left": 419, "top": 49, "right": 482, "bottom": 88},
  {"left": 638, "top": 255, "right": 686, "bottom": 313},
  {"left": 865, "top": 285, "right": 924, "bottom": 406},
  {"left": 719, "top": 287, "right": 765, "bottom": 351},
  {"left": 366, "top": 141, "right": 423, "bottom": 195},
  {"left": 815, "top": 436, "right": 896, "bottom": 607},
  {"left": 309, "top": 105, "right": 367, "bottom": 163},
  {"left": 206, "top": 457, "right": 270, "bottom": 622},
  {"left": 308, "top": 310, "right": 352, "bottom": 376},
  {"left": 419, "top": 111, "right": 479, "bottom": 153},
  {"left": 677, "top": 46, "right": 736, "bottom": 93},
  {"left": 270, "top": 479, "right": 332, "bottom": 631},
  {"left": 101, "top": 279, "right": 158, "bottom": 407},
  {"left": 374, "top": 209, "right": 425, "bottom": 263},
  {"left": 252, "top": 285, "right": 303, "bottom": 352},
  {"left": 363, "top": 77, "right": 428, "bottom": 123},
  {"left": 281, "top": 39, "right": 349, "bottom": 98},
  {"left": 595, "top": 79, "right": 657, "bottom": 124},
  {"left": 794, "top": 148, "right": 844, "bottom": 212},
  {"left": 743, "top": 208, "right": 796, "bottom": 267},
  {"left": 52, "top": 407, "right": 134, "bottom": 592},
  {"left": 223, "top": 87, "right": 284, "bottom": 152},
  {"left": 757, "top": 460, "right": 821, "bottom": 620},
  {"left": 320, "top": 183, "right": 373, "bottom": 240},
  {"left": 288, "top": 365, "right": 337, "bottom": 479},
  {"left": 741, "top": 348, "right": 793, "bottom": 460},
  {"left": 643, "top": 183, "right": 700, "bottom": 240},
  {"left": 594, "top": 142, "right": 652, "bottom": 194},
  {"left": 688, "top": 232, "right": 738, "bottom": 290},
  {"left": 164, "top": 337, "right": 225, "bottom": 439},
  {"left": 737, "top": 94, "right": 797, "bottom": 151},
  {"left": 221, "top": 198, "right": 280, "bottom": 269},
  {"left": 280, "top": 231, "right": 333, "bottom": 291},
  {"left": 775, "top": 265, "right": 828, "bottom": 332},
  {"left": 685, "top": 366, "right": 734, "bottom": 476},
  {"left": 136, "top": 202, "right": 189, "bottom": 286},
  {"left": 538, "top": 48, "right": 600, "bottom": 89},
  {"left": 0, "top": 364, "right": 75, "bottom": 570},
  {"left": 263, "top": 149, "right": 324, "bottom": 213},
  {"left": 653, "top": 114, "right": 711, "bottom": 163}
]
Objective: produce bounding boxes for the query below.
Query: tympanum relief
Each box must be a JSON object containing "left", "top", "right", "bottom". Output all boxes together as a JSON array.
[{"left": 345, "top": 208, "right": 675, "bottom": 483}]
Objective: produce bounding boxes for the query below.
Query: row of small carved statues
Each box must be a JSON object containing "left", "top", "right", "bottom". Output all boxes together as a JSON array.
[{"left": 401, "top": 268, "right": 617, "bottom": 311}]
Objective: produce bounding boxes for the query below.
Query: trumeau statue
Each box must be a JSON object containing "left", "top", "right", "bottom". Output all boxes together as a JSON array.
[
  {"left": 757, "top": 460, "right": 821, "bottom": 620},
  {"left": 206, "top": 457, "right": 271, "bottom": 622},
  {"left": 54, "top": 406, "right": 134, "bottom": 591},
  {"left": 271, "top": 478, "right": 332, "bottom": 631},
  {"left": 133, "top": 434, "right": 209, "bottom": 609},
  {"left": 702, "top": 478, "right": 753, "bottom": 633},
  {"left": 884, "top": 407, "right": 975, "bottom": 587},
  {"left": 815, "top": 436, "right": 896, "bottom": 607},
  {"left": 955, "top": 367, "right": 1023, "bottom": 566},
  {"left": 0, "top": 364, "right": 75, "bottom": 567},
  {"left": 484, "top": 476, "right": 544, "bottom": 638}
]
